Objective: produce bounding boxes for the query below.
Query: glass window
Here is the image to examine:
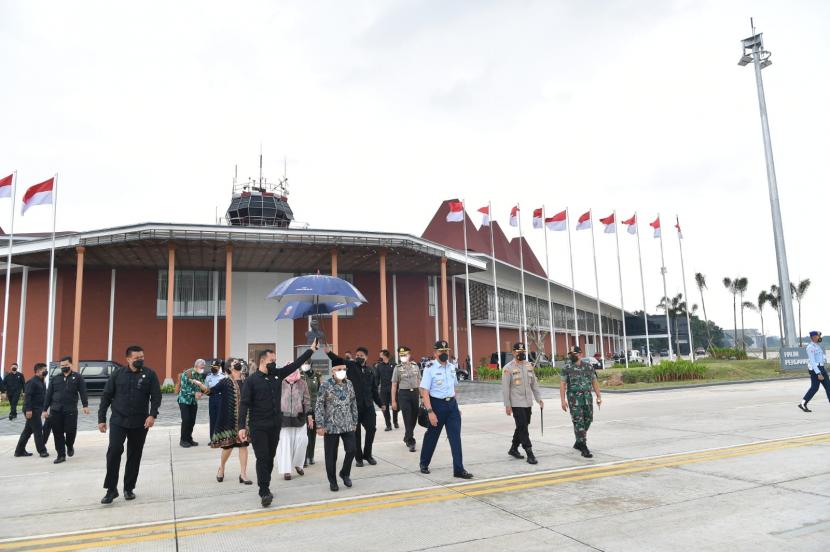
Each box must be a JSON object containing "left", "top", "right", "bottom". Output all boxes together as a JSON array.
[
  {"left": 80, "top": 363, "right": 110, "bottom": 377},
  {"left": 157, "top": 270, "right": 226, "bottom": 319},
  {"left": 428, "top": 276, "right": 437, "bottom": 317}
]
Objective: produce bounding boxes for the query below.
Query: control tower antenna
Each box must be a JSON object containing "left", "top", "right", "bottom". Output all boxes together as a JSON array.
[{"left": 258, "top": 143, "right": 263, "bottom": 186}]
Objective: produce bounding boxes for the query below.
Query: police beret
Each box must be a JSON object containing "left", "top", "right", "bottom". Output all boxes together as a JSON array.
[
  {"left": 512, "top": 343, "right": 526, "bottom": 352},
  {"left": 810, "top": 331, "right": 822, "bottom": 338},
  {"left": 433, "top": 340, "right": 449, "bottom": 350},
  {"left": 398, "top": 346, "right": 411, "bottom": 354}
]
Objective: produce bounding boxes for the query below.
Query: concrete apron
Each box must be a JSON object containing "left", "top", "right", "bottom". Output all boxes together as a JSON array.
[{"left": 2, "top": 378, "right": 829, "bottom": 551}]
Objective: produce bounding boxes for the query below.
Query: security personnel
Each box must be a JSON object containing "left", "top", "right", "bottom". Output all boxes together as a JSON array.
[
  {"left": 4, "top": 363, "right": 25, "bottom": 420},
  {"left": 799, "top": 331, "right": 830, "bottom": 412},
  {"left": 376, "top": 349, "right": 398, "bottom": 431},
  {"left": 560, "top": 346, "right": 602, "bottom": 458},
  {"left": 419, "top": 340, "right": 473, "bottom": 479},
  {"left": 44, "top": 356, "right": 89, "bottom": 463},
  {"left": 98, "top": 345, "right": 162, "bottom": 505},
  {"left": 502, "top": 343, "right": 544, "bottom": 464},
  {"left": 391, "top": 346, "right": 421, "bottom": 452},
  {"left": 14, "top": 363, "right": 49, "bottom": 458}
]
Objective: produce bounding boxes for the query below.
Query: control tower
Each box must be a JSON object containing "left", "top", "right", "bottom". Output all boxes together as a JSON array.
[{"left": 225, "top": 155, "right": 294, "bottom": 228}]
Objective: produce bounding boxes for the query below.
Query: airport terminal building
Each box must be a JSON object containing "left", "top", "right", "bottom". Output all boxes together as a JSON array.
[{"left": 0, "top": 180, "right": 625, "bottom": 383}]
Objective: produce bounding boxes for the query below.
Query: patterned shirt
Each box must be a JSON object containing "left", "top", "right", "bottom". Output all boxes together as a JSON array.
[
  {"left": 177, "top": 369, "right": 204, "bottom": 405},
  {"left": 315, "top": 378, "right": 358, "bottom": 435},
  {"left": 561, "top": 360, "right": 597, "bottom": 406}
]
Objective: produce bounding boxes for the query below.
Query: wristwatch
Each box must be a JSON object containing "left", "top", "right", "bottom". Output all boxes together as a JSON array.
[{"left": 425, "top": 408, "right": 433, "bottom": 413}]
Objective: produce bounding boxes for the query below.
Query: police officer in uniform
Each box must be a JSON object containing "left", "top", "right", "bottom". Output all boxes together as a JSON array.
[
  {"left": 419, "top": 340, "right": 473, "bottom": 479},
  {"left": 391, "top": 346, "right": 420, "bottom": 452},
  {"left": 4, "top": 363, "right": 24, "bottom": 420},
  {"left": 44, "top": 356, "right": 89, "bottom": 463},
  {"left": 375, "top": 350, "right": 398, "bottom": 431},
  {"left": 502, "top": 343, "right": 544, "bottom": 464},
  {"left": 560, "top": 346, "right": 602, "bottom": 458},
  {"left": 799, "top": 330, "right": 830, "bottom": 412},
  {"left": 14, "top": 363, "right": 49, "bottom": 458}
]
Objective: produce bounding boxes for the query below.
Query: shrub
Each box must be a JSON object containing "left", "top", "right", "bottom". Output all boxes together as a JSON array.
[
  {"left": 534, "top": 365, "right": 559, "bottom": 379},
  {"left": 161, "top": 384, "right": 177, "bottom": 394},
  {"left": 708, "top": 347, "right": 748, "bottom": 360},
  {"left": 622, "top": 368, "right": 654, "bottom": 384},
  {"left": 652, "top": 360, "right": 708, "bottom": 381},
  {"left": 476, "top": 366, "right": 502, "bottom": 381}
]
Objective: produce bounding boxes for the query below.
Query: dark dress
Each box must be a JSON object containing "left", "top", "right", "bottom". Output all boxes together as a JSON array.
[{"left": 209, "top": 378, "right": 250, "bottom": 449}]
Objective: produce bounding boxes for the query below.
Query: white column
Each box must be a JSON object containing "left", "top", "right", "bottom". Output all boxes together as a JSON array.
[
  {"left": 392, "top": 274, "right": 399, "bottom": 356},
  {"left": 212, "top": 270, "right": 219, "bottom": 358},
  {"left": 16, "top": 267, "right": 28, "bottom": 367},
  {"left": 107, "top": 269, "right": 116, "bottom": 360},
  {"left": 451, "top": 275, "right": 459, "bottom": 354},
  {"left": 432, "top": 276, "right": 439, "bottom": 341}
]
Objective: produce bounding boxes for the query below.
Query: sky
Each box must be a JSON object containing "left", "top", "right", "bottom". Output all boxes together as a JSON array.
[{"left": 2, "top": 0, "right": 828, "bottom": 338}]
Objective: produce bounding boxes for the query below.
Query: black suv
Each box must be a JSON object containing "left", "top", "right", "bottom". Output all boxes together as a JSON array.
[{"left": 48, "top": 360, "right": 125, "bottom": 394}]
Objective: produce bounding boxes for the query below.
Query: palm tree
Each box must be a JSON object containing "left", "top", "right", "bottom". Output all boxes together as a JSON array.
[
  {"left": 657, "top": 293, "right": 697, "bottom": 357},
  {"left": 736, "top": 277, "right": 749, "bottom": 351},
  {"left": 757, "top": 290, "right": 771, "bottom": 359},
  {"left": 790, "top": 279, "right": 811, "bottom": 346},
  {"left": 770, "top": 284, "right": 783, "bottom": 340},
  {"left": 723, "top": 277, "right": 740, "bottom": 349},
  {"left": 695, "top": 273, "right": 713, "bottom": 350}
]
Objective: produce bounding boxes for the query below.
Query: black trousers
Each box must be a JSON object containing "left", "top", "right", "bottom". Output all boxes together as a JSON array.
[
  {"left": 250, "top": 425, "right": 280, "bottom": 496},
  {"left": 8, "top": 391, "right": 21, "bottom": 417},
  {"left": 104, "top": 423, "right": 148, "bottom": 492},
  {"left": 380, "top": 387, "right": 398, "bottom": 428},
  {"left": 354, "top": 405, "right": 376, "bottom": 461},
  {"left": 397, "top": 389, "right": 419, "bottom": 445},
  {"left": 324, "top": 431, "right": 356, "bottom": 483},
  {"left": 179, "top": 403, "right": 198, "bottom": 443},
  {"left": 15, "top": 410, "right": 46, "bottom": 454},
  {"left": 306, "top": 414, "right": 317, "bottom": 461},
  {"left": 511, "top": 407, "right": 533, "bottom": 451},
  {"left": 49, "top": 410, "right": 78, "bottom": 457}
]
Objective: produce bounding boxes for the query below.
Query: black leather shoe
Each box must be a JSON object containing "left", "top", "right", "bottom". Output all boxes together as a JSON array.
[
  {"left": 261, "top": 493, "right": 273, "bottom": 507},
  {"left": 38, "top": 451, "right": 49, "bottom": 458},
  {"left": 53, "top": 456, "right": 66, "bottom": 464},
  {"left": 355, "top": 460, "right": 364, "bottom": 467},
  {"left": 526, "top": 449, "right": 538, "bottom": 465},
  {"left": 180, "top": 441, "right": 191, "bottom": 448},
  {"left": 67, "top": 446, "right": 74, "bottom": 457},
  {"left": 14, "top": 450, "right": 32, "bottom": 457},
  {"left": 454, "top": 471, "right": 474, "bottom": 479},
  {"left": 419, "top": 464, "right": 430, "bottom": 474},
  {"left": 384, "top": 426, "right": 392, "bottom": 432},
  {"left": 508, "top": 447, "right": 524, "bottom": 459},
  {"left": 329, "top": 481, "right": 339, "bottom": 492},
  {"left": 579, "top": 444, "right": 593, "bottom": 458},
  {"left": 341, "top": 475, "right": 352, "bottom": 488},
  {"left": 394, "top": 423, "right": 399, "bottom": 429},
  {"left": 408, "top": 443, "right": 416, "bottom": 453},
  {"left": 101, "top": 490, "right": 119, "bottom": 504},
  {"left": 188, "top": 441, "right": 199, "bottom": 447},
  {"left": 365, "top": 457, "right": 377, "bottom": 466},
  {"left": 798, "top": 403, "right": 812, "bottom": 412},
  {"left": 124, "top": 490, "right": 136, "bottom": 501}
]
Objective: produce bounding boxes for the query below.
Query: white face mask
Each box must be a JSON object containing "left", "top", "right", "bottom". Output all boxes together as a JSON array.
[
  {"left": 301, "top": 364, "right": 311, "bottom": 372},
  {"left": 334, "top": 370, "right": 347, "bottom": 381},
  {"left": 400, "top": 355, "right": 410, "bottom": 363}
]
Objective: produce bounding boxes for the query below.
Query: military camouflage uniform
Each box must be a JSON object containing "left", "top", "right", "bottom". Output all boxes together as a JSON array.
[{"left": 561, "top": 360, "right": 597, "bottom": 445}]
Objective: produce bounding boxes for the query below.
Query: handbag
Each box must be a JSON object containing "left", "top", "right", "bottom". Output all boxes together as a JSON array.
[{"left": 417, "top": 405, "right": 430, "bottom": 428}]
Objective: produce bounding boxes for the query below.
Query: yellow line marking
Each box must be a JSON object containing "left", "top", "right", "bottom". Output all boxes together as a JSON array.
[{"left": 7, "top": 432, "right": 830, "bottom": 551}]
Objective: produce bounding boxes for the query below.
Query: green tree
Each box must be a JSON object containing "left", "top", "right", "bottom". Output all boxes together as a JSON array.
[
  {"left": 769, "top": 284, "right": 783, "bottom": 339},
  {"left": 657, "top": 293, "right": 697, "bottom": 356},
  {"left": 695, "top": 272, "right": 713, "bottom": 350},
  {"left": 790, "top": 279, "right": 811, "bottom": 346},
  {"left": 757, "top": 290, "right": 771, "bottom": 359}
]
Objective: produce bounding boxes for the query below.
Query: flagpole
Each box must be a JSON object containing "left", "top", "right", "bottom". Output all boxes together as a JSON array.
[
  {"left": 488, "top": 202, "right": 502, "bottom": 368},
  {"left": 634, "top": 212, "right": 651, "bottom": 364},
  {"left": 516, "top": 204, "right": 528, "bottom": 345},
  {"left": 541, "top": 206, "right": 556, "bottom": 364},
  {"left": 566, "top": 207, "right": 579, "bottom": 349},
  {"left": 461, "top": 200, "right": 474, "bottom": 380},
  {"left": 588, "top": 209, "right": 605, "bottom": 364},
  {"left": 45, "top": 174, "right": 59, "bottom": 375},
  {"left": 676, "top": 215, "right": 695, "bottom": 362},
  {"left": 612, "top": 211, "right": 629, "bottom": 369},
  {"left": 1, "top": 170, "right": 17, "bottom": 378},
  {"left": 656, "top": 213, "right": 674, "bottom": 360}
]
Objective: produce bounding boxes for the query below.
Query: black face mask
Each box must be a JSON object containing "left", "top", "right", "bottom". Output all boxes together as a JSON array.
[
  {"left": 61, "top": 366, "right": 71, "bottom": 373},
  {"left": 132, "top": 359, "right": 144, "bottom": 370},
  {"left": 40, "top": 371, "right": 48, "bottom": 379},
  {"left": 355, "top": 357, "right": 365, "bottom": 366},
  {"left": 517, "top": 353, "right": 527, "bottom": 361},
  {"left": 11, "top": 367, "right": 17, "bottom": 372},
  {"left": 438, "top": 353, "right": 449, "bottom": 363},
  {"left": 232, "top": 363, "right": 242, "bottom": 371},
  {"left": 266, "top": 361, "right": 277, "bottom": 371}
]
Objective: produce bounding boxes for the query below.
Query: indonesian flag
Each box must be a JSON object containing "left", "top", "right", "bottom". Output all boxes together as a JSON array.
[
  {"left": 22, "top": 177, "right": 54, "bottom": 215},
  {"left": 509, "top": 205, "right": 519, "bottom": 227},
  {"left": 599, "top": 213, "right": 615, "bottom": 234},
  {"left": 546, "top": 210, "right": 567, "bottom": 231},
  {"left": 477, "top": 205, "right": 490, "bottom": 226},
  {"left": 446, "top": 201, "right": 464, "bottom": 222},
  {"left": 0, "top": 174, "right": 12, "bottom": 198},
  {"left": 532, "top": 208, "right": 543, "bottom": 229},
  {"left": 621, "top": 214, "right": 637, "bottom": 235},
  {"left": 576, "top": 210, "right": 591, "bottom": 230},
  {"left": 650, "top": 216, "right": 661, "bottom": 238},
  {"left": 675, "top": 216, "right": 683, "bottom": 239}
]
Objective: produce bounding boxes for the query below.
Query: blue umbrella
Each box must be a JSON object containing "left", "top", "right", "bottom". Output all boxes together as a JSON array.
[
  {"left": 267, "top": 274, "right": 367, "bottom": 304},
  {"left": 274, "top": 300, "right": 361, "bottom": 321}
]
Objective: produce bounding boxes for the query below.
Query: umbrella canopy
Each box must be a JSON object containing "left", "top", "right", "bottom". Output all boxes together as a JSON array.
[
  {"left": 267, "top": 274, "right": 367, "bottom": 304},
  {"left": 274, "top": 300, "right": 361, "bottom": 321}
]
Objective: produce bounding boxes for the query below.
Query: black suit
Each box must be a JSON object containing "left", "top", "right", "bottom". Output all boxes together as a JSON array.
[
  {"left": 15, "top": 376, "right": 47, "bottom": 455},
  {"left": 45, "top": 371, "right": 89, "bottom": 457},
  {"left": 4, "top": 370, "right": 25, "bottom": 418},
  {"left": 375, "top": 362, "right": 398, "bottom": 428},
  {"left": 327, "top": 352, "right": 382, "bottom": 461}
]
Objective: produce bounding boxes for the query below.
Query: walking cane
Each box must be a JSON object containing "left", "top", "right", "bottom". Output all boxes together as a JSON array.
[{"left": 540, "top": 405, "right": 544, "bottom": 436}]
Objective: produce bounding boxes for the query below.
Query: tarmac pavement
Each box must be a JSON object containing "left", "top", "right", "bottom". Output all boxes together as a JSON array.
[{"left": 1, "top": 378, "right": 829, "bottom": 551}]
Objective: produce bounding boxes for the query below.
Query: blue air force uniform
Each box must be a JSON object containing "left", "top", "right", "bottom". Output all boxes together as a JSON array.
[{"left": 800, "top": 331, "right": 830, "bottom": 411}]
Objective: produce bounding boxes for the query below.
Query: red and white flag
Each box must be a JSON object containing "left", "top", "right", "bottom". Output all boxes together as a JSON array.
[
  {"left": 621, "top": 214, "right": 637, "bottom": 235},
  {"left": 21, "top": 178, "right": 54, "bottom": 215},
  {"left": 675, "top": 216, "right": 683, "bottom": 239},
  {"left": 576, "top": 210, "right": 591, "bottom": 231},
  {"left": 546, "top": 210, "right": 567, "bottom": 231},
  {"left": 532, "top": 208, "right": 543, "bottom": 229},
  {"left": 0, "top": 174, "right": 12, "bottom": 199},
  {"left": 509, "top": 205, "right": 519, "bottom": 227},
  {"left": 599, "top": 213, "right": 615, "bottom": 234},
  {"left": 446, "top": 201, "right": 464, "bottom": 222},
  {"left": 650, "top": 216, "right": 661, "bottom": 238},
  {"left": 477, "top": 205, "right": 490, "bottom": 226}
]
